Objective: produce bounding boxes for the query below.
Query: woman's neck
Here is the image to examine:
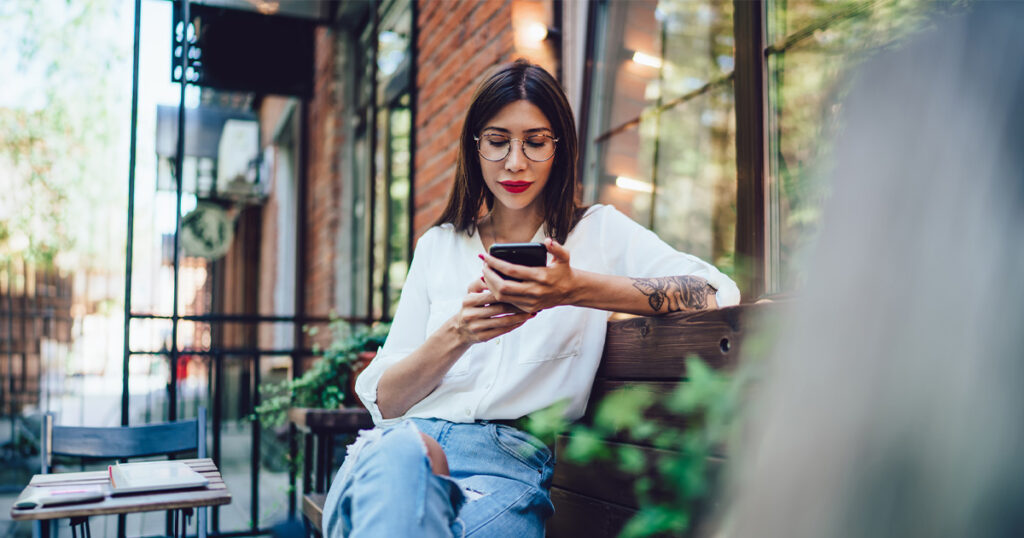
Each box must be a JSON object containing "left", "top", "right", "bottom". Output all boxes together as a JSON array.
[{"left": 486, "top": 205, "right": 545, "bottom": 246}]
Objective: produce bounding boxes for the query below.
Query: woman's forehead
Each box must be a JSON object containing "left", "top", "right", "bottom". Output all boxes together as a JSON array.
[{"left": 482, "top": 100, "right": 552, "bottom": 132}]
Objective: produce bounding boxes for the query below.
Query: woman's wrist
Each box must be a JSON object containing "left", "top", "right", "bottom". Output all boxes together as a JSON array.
[
  {"left": 563, "top": 268, "right": 596, "bottom": 308},
  {"left": 445, "top": 316, "right": 477, "bottom": 351}
]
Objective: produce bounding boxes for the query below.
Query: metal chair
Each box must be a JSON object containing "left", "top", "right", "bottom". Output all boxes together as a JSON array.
[{"left": 38, "top": 407, "right": 208, "bottom": 538}]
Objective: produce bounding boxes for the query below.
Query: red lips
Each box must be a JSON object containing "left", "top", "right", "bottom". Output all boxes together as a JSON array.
[{"left": 499, "top": 181, "right": 532, "bottom": 193}]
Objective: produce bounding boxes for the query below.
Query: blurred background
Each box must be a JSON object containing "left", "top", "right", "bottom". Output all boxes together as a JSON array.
[{"left": 0, "top": 0, "right": 973, "bottom": 536}]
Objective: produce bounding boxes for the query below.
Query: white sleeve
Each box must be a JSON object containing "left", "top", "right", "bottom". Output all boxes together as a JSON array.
[
  {"left": 598, "top": 206, "right": 741, "bottom": 307},
  {"left": 354, "top": 229, "right": 434, "bottom": 426}
]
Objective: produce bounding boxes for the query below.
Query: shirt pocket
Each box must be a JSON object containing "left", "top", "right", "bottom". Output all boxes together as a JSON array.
[
  {"left": 515, "top": 306, "right": 584, "bottom": 364},
  {"left": 426, "top": 298, "right": 472, "bottom": 378}
]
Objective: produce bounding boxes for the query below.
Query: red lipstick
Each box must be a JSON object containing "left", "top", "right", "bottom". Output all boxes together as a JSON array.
[{"left": 499, "top": 181, "right": 531, "bottom": 193}]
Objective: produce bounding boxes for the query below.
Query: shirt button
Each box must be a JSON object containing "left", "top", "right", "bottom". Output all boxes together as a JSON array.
[
  {"left": 495, "top": 337, "right": 501, "bottom": 345},
  {"left": 464, "top": 408, "right": 472, "bottom": 416}
]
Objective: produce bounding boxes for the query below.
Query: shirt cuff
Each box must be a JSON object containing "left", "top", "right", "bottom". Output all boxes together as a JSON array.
[
  {"left": 354, "top": 347, "right": 409, "bottom": 427},
  {"left": 710, "top": 276, "right": 741, "bottom": 307}
]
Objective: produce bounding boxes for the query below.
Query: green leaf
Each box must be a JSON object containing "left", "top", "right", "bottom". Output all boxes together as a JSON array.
[{"left": 565, "top": 429, "right": 610, "bottom": 463}]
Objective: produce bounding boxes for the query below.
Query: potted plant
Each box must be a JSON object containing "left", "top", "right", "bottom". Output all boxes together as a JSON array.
[{"left": 253, "top": 319, "right": 390, "bottom": 429}]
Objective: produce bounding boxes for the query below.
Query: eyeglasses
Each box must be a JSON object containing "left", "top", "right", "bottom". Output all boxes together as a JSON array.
[{"left": 474, "top": 133, "right": 559, "bottom": 162}]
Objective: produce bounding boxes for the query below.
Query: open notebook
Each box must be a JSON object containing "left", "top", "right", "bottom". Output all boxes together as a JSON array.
[{"left": 108, "top": 461, "right": 209, "bottom": 495}]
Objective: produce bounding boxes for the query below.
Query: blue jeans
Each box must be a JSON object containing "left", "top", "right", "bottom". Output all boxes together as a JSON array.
[{"left": 322, "top": 418, "right": 555, "bottom": 537}]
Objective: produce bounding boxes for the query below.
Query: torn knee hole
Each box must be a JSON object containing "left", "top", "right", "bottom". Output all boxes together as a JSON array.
[{"left": 418, "top": 432, "right": 450, "bottom": 476}]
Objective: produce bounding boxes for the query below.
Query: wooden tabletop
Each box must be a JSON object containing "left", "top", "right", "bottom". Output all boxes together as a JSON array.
[{"left": 9, "top": 458, "right": 231, "bottom": 521}]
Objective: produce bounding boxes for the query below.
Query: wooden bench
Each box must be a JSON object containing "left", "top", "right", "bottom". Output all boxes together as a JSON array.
[
  {"left": 292, "top": 303, "right": 764, "bottom": 536},
  {"left": 546, "top": 303, "right": 763, "bottom": 537}
]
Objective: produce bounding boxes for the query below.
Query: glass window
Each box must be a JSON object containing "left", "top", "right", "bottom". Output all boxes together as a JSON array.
[
  {"left": 765, "top": 0, "right": 957, "bottom": 291},
  {"left": 584, "top": 0, "right": 736, "bottom": 275},
  {"left": 350, "top": 0, "right": 413, "bottom": 320}
]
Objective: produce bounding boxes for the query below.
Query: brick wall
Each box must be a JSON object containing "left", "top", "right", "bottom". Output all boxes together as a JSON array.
[
  {"left": 305, "top": 25, "right": 344, "bottom": 326},
  {"left": 413, "top": 0, "right": 517, "bottom": 241},
  {"left": 257, "top": 26, "right": 345, "bottom": 351}
]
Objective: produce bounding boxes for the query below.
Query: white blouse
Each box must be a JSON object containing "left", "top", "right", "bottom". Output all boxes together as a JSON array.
[{"left": 355, "top": 204, "right": 740, "bottom": 426}]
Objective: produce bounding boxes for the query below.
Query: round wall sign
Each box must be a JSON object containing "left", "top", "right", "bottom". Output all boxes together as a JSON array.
[{"left": 181, "top": 203, "right": 234, "bottom": 259}]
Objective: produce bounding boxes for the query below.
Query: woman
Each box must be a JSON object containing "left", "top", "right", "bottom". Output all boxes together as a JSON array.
[{"left": 323, "top": 59, "right": 739, "bottom": 537}]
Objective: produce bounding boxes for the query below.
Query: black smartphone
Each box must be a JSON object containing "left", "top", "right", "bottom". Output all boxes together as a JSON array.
[{"left": 488, "top": 242, "right": 547, "bottom": 281}]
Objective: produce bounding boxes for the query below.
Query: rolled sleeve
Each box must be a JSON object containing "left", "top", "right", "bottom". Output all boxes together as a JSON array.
[{"left": 599, "top": 206, "right": 740, "bottom": 306}]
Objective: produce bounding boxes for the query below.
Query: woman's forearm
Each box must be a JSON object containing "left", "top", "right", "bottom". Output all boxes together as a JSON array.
[
  {"left": 568, "top": 270, "right": 718, "bottom": 315},
  {"left": 375, "top": 319, "right": 472, "bottom": 419}
]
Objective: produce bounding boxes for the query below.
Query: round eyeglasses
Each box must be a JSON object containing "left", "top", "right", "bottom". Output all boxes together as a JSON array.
[{"left": 474, "top": 133, "right": 559, "bottom": 162}]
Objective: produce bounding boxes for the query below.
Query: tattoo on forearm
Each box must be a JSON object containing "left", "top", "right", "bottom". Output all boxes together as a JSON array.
[{"left": 631, "top": 276, "right": 713, "bottom": 312}]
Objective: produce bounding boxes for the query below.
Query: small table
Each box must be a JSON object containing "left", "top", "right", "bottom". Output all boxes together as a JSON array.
[{"left": 9, "top": 458, "right": 231, "bottom": 537}]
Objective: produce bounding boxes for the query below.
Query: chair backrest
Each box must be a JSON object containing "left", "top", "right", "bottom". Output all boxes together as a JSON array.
[{"left": 41, "top": 407, "right": 207, "bottom": 473}]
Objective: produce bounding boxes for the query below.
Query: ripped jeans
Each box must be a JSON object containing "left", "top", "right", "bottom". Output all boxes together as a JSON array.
[{"left": 321, "top": 418, "right": 555, "bottom": 537}]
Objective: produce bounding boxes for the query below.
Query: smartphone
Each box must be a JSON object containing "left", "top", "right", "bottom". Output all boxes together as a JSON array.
[{"left": 488, "top": 242, "right": 547, "bottom": 281}]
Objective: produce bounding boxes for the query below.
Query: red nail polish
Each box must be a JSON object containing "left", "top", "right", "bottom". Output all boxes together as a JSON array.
[
  {"left": 480, "top": 277, "right": 485, "bottom": 282},
  {"left": 478, "top": 254, "right": 485, "bottom": 260}
]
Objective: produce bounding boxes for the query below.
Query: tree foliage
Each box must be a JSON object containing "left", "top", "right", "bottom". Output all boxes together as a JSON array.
[{"left": 0, "top": 0, "right": 130, "bottom": 270}]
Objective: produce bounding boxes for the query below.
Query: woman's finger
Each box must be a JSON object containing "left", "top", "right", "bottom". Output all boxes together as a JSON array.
[
  {"left": 480, "top": 265, "right": 533, "bottom": 296},
  {"left": 479, "top": 253, "right": 543, "bottom": 282},
  {"left": 470, "top": 303, "right": 524, "bottom": 319},
  {"left": 466, "top": 277, "right": 487, "bottom": 294},
  {"left": 469, "top": 312, "right": 532, "bottom": 332},
  {"left": 544, "top": 237, "right": 571, "bottom": 264},
  {"left": 464, "top": 289, "right": 501, "bottom": 307}
]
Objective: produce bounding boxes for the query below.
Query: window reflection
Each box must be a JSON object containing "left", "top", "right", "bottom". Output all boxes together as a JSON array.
[
  {"left": 585, "top": 0, "right": 736, "bottom": 274},
  {"left": 765, "top": 0, "right": 952, "bottom": 290}
]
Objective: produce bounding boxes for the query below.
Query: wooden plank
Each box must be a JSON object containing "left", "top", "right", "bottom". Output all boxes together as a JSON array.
[
  {"left": 551, "top": 436, "right": 726, "bottom": 510},
  {"left": 584, "top": 380, "right": 690, "bottom": 431},
  {"left": 599, "top": 304, "right": 767, "bottom": 380},
  {"left": 303, "top": 493, "right": 327, "bottom": 533},
  {"left": 11, "top": 459, "right": 231, "bottom": 521},
  {"left": 546, "top": 486, "right": 634, "bottom": 538},
  {"left": 289, "top": 407, "right": 374, "bottom": 434},
  {"left": 551, "top": 435, "right": 671, "bottom": 509}
]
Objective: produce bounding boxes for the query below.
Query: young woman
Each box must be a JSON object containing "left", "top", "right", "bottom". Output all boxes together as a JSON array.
[{"left": 322, "top": 59, "right": 739, "bottom": 537}]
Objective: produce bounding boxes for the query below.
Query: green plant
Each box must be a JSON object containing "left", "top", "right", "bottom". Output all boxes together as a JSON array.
[
  {"left": 252, "top": 319, "right": 391, "bottom": 429},
  {"left": 525, "top": 356, "right": 751, "bottom": 538}
]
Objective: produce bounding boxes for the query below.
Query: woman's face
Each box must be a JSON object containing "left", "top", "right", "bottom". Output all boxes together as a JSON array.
[{"left": 477, "top": 100, "right": 555, "bottom": 215}]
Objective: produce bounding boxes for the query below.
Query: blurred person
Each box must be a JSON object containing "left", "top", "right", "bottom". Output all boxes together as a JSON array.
[
  {"left": 321, "top": 59, "right": 739, "bottom": 537},
  {"left": 722, "top": 4, "right": 1024, "bottom": 538}
]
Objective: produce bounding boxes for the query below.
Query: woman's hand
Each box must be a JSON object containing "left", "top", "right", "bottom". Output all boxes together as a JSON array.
[
  {"left": 453, "top": 278, "right": 534, "bottom": 344},
  {"left": 479, "top": 238, "right": 575, "bottom": 313}
]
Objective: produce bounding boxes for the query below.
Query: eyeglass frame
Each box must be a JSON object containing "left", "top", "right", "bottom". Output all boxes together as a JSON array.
[{"left": 473, "top": 133, "right": 560, "bottom": 162}]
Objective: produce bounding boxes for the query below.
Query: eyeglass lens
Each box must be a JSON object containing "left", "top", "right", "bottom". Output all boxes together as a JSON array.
[{"left": 478, "top": 134, "right": 555, "bottom": 162}]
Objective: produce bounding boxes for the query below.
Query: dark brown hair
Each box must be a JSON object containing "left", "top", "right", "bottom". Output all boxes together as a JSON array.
[{"left": 433, "top": 58, "right": 585, "bottom": 244}]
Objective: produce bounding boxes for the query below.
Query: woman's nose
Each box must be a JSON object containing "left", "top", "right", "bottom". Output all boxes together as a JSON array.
[{"left": 504, "top": 140, "right": 528, "bottom": 172}]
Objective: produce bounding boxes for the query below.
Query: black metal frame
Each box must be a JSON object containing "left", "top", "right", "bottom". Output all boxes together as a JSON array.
[{"left": 118, "top": 2, "right": 378, "bottom": 536}]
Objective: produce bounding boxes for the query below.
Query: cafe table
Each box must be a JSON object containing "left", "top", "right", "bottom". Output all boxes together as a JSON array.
[{"left": 9, "top": 458, "right": 231, "bottom": 538}]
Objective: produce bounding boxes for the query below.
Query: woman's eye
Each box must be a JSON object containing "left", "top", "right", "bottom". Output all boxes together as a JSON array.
[
  {"left": 525, "top": 137, "right": 548, "bottom": 148},
  {"left": 487, "top": 137, "right": 509, "bottom": 147}
]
